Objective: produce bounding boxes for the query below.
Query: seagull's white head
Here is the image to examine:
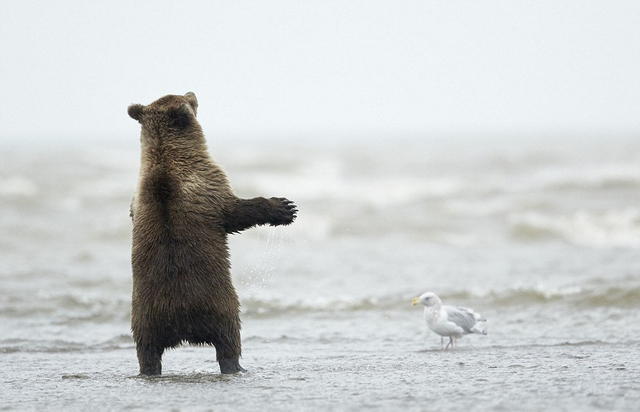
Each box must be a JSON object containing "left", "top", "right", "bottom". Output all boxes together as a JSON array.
[{"left": 411, "top": 292, "right": 442, "bottom": 307}]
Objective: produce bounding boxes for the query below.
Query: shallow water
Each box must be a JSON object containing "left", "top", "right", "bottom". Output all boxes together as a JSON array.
[{"left": 1, "top": 135, "right": 640, "bottom": 411}]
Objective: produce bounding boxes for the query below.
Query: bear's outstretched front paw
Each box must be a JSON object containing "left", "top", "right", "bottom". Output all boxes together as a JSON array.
[{"left": 269, "top": 197, "right": 297, "bottom": 226}]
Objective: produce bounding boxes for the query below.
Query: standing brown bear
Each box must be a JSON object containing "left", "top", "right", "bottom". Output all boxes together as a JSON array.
[{"left": 127, "top": 92, "right": 297, "bottom": 375}]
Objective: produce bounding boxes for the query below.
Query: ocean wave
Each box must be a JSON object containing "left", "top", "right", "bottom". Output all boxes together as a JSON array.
[
  {"left": 240, "top": 284, "right": 640, "bottom": 317},
  {"left": 449, "top": 285, "right": 640, "bottom": 309},
  {"left": 240, "top": 296, "right": 396, "bottom": 317},
  {"left": 0, "top": 175, "right": 39, "bottom": 199},
  {"left": 533, "top": 163, "right": 640, "bottom": 191},
  {"left": 247, "top": 156, "right": 470, "bottom": 207},
  {"left": 0, "top": 335, "right": 134, "bottom": 354},
  {"left": 34, "top": 284, "right": 640, "bottom": 319},
  {"left": 0, "top": 339, "right": 90, "bottom": 354},
  {"left": 1, "top": 292, "right": 131, "bottom": 323},
  {"left": 509, "top": 209, "right": 640, "bottom": 247}
]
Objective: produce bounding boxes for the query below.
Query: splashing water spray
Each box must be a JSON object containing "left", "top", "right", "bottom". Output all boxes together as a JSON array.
[{"left": 241, "top": 227, "right": 287, "bottom": 300}]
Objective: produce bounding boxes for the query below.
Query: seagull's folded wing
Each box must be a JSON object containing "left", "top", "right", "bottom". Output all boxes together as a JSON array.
[{"left": 443, "top": 305, "right": 480, "bottom": 334}]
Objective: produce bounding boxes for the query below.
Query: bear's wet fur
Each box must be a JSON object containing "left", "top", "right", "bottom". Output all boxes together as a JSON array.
[{"left": 128, "top": 92, "right": 297, "bottom": 375}]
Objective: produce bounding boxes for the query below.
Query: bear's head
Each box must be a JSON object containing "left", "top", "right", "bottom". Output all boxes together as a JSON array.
[{"left": 128, "top": 92, "right": 199, "bottom": 130}]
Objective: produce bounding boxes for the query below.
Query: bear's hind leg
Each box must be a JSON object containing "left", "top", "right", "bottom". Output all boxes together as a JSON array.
[
  {"left": 136, "top": 343, "right": 164, "bottom": 376},
  {"left": 212, "top": 323, "right": 245, "bottom": 374}
]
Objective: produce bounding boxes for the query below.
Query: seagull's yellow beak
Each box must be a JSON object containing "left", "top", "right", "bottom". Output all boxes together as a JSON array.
[{"left": 411, "top": 297, "right": 420, "bottom": 306}]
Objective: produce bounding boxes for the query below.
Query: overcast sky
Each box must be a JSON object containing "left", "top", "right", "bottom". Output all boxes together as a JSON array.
[{"left": 1, "top": 0, "right": 639, "bottom": 142}]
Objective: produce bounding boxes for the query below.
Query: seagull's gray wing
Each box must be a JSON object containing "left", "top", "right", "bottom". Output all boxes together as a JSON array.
[{"left": 443, "top": 305, "right": 479, "bottom": 334}]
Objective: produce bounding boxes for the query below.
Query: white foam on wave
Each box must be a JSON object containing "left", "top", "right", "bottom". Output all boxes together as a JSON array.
[
  {"left": 446, "top": 196, "right": 514, "bottom": 218},
  {"left": 240, "top": 282, "right": 640, "bottom": 317},
  {"left": 530, "top": 162, "right": 640, "bottom": 191},
  {"left": 509, "top": 208, "right": 640, "bottom": 247},
  {"left": 250, "top": 157, "right": 467, "bottom": 207},
  {"left": 0, "top": 176, "right": 39, "bottom": 199}
]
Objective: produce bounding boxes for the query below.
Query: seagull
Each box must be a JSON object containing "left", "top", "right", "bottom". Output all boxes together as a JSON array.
[{"left": 412, "top": 292, "right": 487, "bottom": 350}]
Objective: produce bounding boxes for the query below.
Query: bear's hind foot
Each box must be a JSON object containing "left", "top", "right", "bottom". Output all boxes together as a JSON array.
[{"left": 219, "top": 358, "right": 247, "bottom": 374}]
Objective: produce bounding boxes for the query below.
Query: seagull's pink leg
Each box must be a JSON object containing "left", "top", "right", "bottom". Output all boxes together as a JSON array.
[
  {"left": 441, "top": 336, "right": 444, "bottom": 350},
  {"left": 445, "top": 336, "right": 453, "bottom": 350}
]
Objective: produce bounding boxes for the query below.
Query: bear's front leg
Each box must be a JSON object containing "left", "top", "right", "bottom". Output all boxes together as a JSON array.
[{"left": 223, "top": 197, "right": 297, "bottom": 234}]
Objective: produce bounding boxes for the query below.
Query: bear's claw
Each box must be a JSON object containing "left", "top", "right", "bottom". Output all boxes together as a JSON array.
[{"left": 270, "top": 197, "right": 297, "bottom": 225}]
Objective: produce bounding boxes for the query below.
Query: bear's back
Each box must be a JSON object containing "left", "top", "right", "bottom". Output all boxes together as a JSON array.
[{"left": 131, "top": 156, "right": 235, "bottom": 314}]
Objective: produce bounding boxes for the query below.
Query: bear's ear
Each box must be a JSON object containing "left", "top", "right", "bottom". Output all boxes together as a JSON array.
[
  {"left": 169, "top": 103, "right": 193, "bottom": 128},
  {"left": 184, "top": 92, "right": 198, "bottom": 116},
  {"left": 128, "top": 104, "right": 144, "bottom": 122}
]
